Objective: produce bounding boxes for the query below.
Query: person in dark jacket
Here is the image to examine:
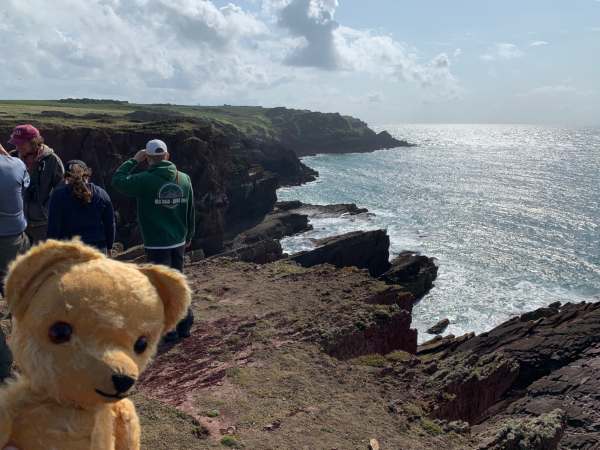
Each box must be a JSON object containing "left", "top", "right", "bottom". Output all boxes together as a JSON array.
[
  {"left": 47, "top": 160, "right": 115, "bottom": 254},
  {"left": 9, "top": 124, "right": 64, "bottom": 243}
]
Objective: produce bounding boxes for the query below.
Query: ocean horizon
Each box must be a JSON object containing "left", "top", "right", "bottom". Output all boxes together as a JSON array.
[{"left": 278, "top": 123, "right": 600, "bottom": 342}]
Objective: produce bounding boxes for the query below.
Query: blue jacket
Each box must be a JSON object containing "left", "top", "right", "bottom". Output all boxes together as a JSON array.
[
  {"left": 47, "top": 183, "right": 115, "bottom": 250},
  {"left": 0, "top": 155, "right": 30, "bottom": 237}
]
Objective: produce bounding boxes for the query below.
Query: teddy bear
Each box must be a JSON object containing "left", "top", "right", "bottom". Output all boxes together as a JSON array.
[{"left": 0, "top": 239, "right": 191, "bottom": 450}]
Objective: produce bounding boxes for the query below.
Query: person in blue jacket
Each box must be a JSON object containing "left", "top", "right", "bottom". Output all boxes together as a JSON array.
[{"left": 47, "top": 160, "right": 115, "bottom": 254}]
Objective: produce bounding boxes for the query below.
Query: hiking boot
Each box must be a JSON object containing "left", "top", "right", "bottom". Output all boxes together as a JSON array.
[
  {"left": 162, "top": 331, "right": 179, "bottom": 343},
  {"left": 178, "top": 329, "right": 191, "bottom": 339},
  {"left": 176, "top": 308, "right": 194, "bottom": 339}
]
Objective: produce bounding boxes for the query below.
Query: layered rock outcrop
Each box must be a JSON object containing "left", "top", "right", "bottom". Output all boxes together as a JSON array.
[{"left": 423, "top": 301, "right": 600, "bottom": 449}]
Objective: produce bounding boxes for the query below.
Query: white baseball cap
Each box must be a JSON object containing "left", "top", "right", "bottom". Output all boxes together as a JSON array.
[{"left": 146, "top": 139, "right": 168, "bottom": 155}]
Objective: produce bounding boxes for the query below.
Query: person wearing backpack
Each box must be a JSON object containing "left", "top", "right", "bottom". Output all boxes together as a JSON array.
[
  {"left": 112, "top": 139, "right": 195, "bottom": 342},
  {"left": 8, "top": 124, "right": 65, "bottom": 243}
]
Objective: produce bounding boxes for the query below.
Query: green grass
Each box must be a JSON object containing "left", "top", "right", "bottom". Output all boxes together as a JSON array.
[
  {"left": 0, "top": 100, "right": 278, "bottom": 136},
  {"left": 420, "top": 418, "right": 443, "bottom": 435},
  {"left": 0, "top": 99, "right": 372, "bottom": 141},
  {"left": 220, "top": 435, "right": 242, "bottom": 448},
  {"left": 386, "top": 350, "right": 413, "bottom": 363},
  {"left": 351, "top": 354, "right": 388, "bottom": 368}
]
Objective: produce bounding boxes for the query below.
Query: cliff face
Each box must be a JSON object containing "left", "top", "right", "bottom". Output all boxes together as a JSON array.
[
  {"left": 0, "top": 117, "right": 314, "bottom": 254},
  {"left": 0, "top": 101, "right": 410, "bottom": 253},
  {"left": 265, "top": 107, "right": 411, "bottom": 156}
]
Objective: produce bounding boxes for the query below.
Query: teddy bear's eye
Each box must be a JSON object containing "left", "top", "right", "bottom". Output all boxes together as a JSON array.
[
  {"left": 134, "top": 336, "right": 148, "bottom": 354},
  {"left": 49, "top": 322, "right": 73, "bottom": 344}
]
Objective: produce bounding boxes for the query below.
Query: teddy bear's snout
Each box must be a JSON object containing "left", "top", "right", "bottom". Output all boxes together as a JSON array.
[{"left": 112, "top": 374, "right": 136, "bottom": 394}]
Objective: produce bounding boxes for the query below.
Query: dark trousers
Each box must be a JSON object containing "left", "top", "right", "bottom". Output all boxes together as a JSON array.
[
  {"left": 145, "top": 246, "right": 185, "bottom": 272},
  {"left": 0, "top": 328, "right": 11, "bottom": 382},
  {"left": 145, "top": 246, "right": 194, "bottom": 337},
  {"left": 0, "top": 232, "right": 31, "bottom": 297},
  {"left": 26, "top": 222, "right": 47, "bottom": 245}
]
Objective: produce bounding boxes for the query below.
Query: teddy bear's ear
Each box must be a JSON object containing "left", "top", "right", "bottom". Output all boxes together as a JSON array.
[
  {"left": 138, "top": 265, "right": 192, "bottom": 332},
  {"left": 4, "top": 239, "right": 104, "bottom": 320}
]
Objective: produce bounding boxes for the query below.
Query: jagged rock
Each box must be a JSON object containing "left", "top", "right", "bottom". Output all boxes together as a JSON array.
[
  {"left": 498, "top": 344, "right": 600, "bottom": 449},
  {"left": 210, "top": 239, "right": 283, "bottom": 264},
  {"left": 519, "top": 304, "right": 560, "bottom": 322},
  {"left": 275, "top": 201, "right": 369, "bottom": 216},
  {"left": 305, "top": 203, "right": 368, "bottom": 216},
  {"left": 289, "top": 230, "right": 391, "bottom": 277},
  {"left": 364, "top": 287, "right": 415, "bottom": 311},
  {"left": 322, "top": 307, "right": 417, "bottom": 358},
  {"left": 427, "top": 318, "right": 450, "bottom": 335},
  {"left": 0, "top": 329, "right": 11, "bottom": 382},
  {"left": 427, "top": 303, "right": 600, "bottom": 446},
  {"left": 274, "top": 200, "right": 303, "bottom": 211},
  {"left": 417, "top": 333, "right": 475, "bottom": 357},
  {"left": 476, "top": 410, "right": 565, "bottom": 450},
  {"left": 379, "top": 252, "right": 438, "bottom": 299},
  {"left": 233, "top": 212, "right": 311, "bottom": 245},
  {"left": 430, "top": 352, "right": 520, "bottom": 423}
]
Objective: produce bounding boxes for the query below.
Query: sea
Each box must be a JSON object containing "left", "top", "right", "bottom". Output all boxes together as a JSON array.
[{"left": 277, "top": 124, "right": 600, "bottom": 342}]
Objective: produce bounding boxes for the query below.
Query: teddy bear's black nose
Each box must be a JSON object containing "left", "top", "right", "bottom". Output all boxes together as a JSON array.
[{"left": 112, "top": 374, "right": 136, "bottom": 394}]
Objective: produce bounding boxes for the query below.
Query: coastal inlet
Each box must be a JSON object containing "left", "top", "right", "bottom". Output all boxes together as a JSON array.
[{"left": 278, "top": 124, "right": 600, "bottom": 341}]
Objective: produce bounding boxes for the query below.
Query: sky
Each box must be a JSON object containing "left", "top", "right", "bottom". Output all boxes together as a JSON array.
[{"left": 0, "top": 0, "right": 599, "bottom": 125}]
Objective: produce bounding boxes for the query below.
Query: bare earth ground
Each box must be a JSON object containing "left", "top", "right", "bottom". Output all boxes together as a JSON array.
[{"left": 133, "top": 258, "right": 473, "bottom": 449}]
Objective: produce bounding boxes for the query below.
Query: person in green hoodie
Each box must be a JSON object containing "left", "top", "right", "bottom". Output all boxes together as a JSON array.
[{"left": 112, "top": 139, "right": 195, "bottom": 342}]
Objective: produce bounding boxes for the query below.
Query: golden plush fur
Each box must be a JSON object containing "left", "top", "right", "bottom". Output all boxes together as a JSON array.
[{"left": 0, "top": 240, "right": 191, "bottom": 450}]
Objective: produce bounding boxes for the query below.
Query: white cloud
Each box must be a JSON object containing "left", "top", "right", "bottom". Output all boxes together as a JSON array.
[
  {"left": 0, "top": 0, "right": 459, "bottom": 106},
  {"left": 530, "top": 40, "right": 549, "bottom": 47},
  {"left": 453, "top": 48, "right": 463, "bottom": 58},
  {"left": 481, "top": 43, "right": 525, "bottom": 61},
  {"left": 341, "top": 29, "right": 459, "bottom": 98},
  {"left": 277, "top": 0, "right": 341, "bottom": 69},
  {"left": 262, "top": 0, "right": 460, "bottom": 97}
]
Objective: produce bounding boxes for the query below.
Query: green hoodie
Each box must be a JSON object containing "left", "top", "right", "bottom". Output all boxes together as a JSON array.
[{"left": 112, "top": 160, "right": 195, "bottom": 249}]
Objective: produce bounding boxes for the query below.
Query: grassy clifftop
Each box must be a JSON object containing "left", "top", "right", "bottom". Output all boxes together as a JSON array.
[
  {"left": 0, "top": 100, "right": 408, "bottom": 155},
  {"left": 0, "top": 100, "right": 276, "bottom": 136}
]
